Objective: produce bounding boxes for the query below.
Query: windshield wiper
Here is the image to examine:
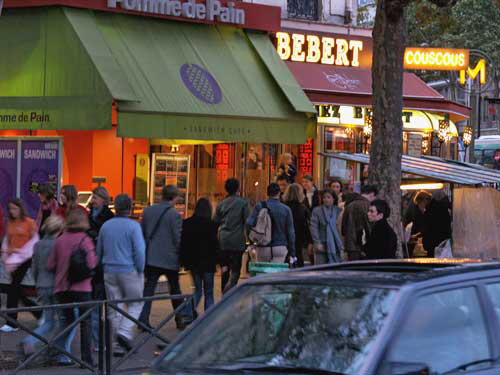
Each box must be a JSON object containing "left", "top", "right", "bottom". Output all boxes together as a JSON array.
[
  {"left": 443, "top": 357, "right": 500, "bottom": 373},
  {"left": 209, "top": 363, "right": 346, "bottom": 374}
]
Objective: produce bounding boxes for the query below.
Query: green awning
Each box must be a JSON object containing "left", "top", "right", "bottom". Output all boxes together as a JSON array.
[
  {"left": 0, "top": 8, "right": 112, "bottom": 131},
  {"left": 0, "top": 7, "right": 314, "bottom": 143}
]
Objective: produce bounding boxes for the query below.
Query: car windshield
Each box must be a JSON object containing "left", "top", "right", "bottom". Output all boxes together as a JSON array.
[{"left": 160, "top": 283, "right": 397, "bottom": 374}]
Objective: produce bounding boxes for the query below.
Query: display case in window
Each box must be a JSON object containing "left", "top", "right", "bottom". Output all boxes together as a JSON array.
[{"left": 150, "top": 153, "right": 190, "bottom": 218}]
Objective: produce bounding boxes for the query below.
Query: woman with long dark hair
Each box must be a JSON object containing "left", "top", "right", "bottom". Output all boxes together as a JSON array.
[
  {"left": 0, "top": 198, "right": 40, "bottom": 332},
  {"left": 283, "top": 183, "right": 309, "bottom": 267},
  {"left": 57, "top": 185, "right": 88, "bottom": 218},
  {"left": 310, "top": 189, "right": 343, "bottom": 265},
  {"left": 180, "top": 198, "right": 218, "bottom": 314},
  {"left": 36, "top": 183, "right": 59, "bottom": 236}
]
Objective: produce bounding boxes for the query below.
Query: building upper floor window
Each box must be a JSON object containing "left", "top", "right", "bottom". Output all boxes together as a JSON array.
[{"left": 287, "top": 0, "right": 319, "bottom": 21}]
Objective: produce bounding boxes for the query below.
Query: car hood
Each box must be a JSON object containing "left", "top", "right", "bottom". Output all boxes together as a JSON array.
[{"left": 121, "top": 368, "right": 323, "bottom": 375}]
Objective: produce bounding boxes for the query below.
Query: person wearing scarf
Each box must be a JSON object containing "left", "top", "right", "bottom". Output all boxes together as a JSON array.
[{"left": 310, "top": 189, "right": 343, "bottom": 264}]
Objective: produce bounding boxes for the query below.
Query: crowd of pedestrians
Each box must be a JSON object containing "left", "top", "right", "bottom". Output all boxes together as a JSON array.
[{"left": 0, "top": 161, "right": 452, "bottom": 366}]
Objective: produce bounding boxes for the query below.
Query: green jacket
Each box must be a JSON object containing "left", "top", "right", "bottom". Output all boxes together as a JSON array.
[{"left": 214, "top": 195, "right": 249, "bottom": 252}]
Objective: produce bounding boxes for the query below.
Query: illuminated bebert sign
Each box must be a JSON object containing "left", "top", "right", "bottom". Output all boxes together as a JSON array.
[
  {"left": 404, "top": 48, "right": 469, "bottom": 71},
  {"left": 275, "top": 32, "right": 364, "bottom": 67}
]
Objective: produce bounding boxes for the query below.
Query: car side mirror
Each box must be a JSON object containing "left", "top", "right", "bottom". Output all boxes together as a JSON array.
[{"left": 388, "top": 361, "right": 430, "bottom": 375}]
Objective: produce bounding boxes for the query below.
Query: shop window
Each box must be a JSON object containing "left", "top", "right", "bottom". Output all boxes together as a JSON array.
[
  {"left": 287, "top": 0, "right": 319, "bottom": 20},
  {"left": 324, "top": 127, "right": 356, "bottom": 153},
  {"left": 298, "top": 139, "right": 314, "bottom": 177}
]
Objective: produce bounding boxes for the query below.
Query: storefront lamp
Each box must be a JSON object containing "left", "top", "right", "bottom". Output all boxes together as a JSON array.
[
  {"left": 438, "top": 116, "right": 450, "bottom": 143},
  {"left": 170, "top": 144, "right": 180, "bottom": 153},
  {"left": 344, "top": 127, "right": 354, "bottom": 137},
  {"left": 463, "top": 125, "right": 473, "bottom": 147},
  {"left": 363, "top": 113, "right": 373, "bottom": 138}
]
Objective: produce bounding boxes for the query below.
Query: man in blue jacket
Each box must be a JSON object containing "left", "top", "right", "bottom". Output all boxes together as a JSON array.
[
  {"left": 96, "top": 194, "right": 145, "bottom": 356},
  {"left": 247, "top": 183, "right": 296, "bottom": 263}
]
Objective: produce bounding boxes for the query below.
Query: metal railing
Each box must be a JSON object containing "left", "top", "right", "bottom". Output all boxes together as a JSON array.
[{"left": 0, "top": 294, "right": 195, "bottom": 374}]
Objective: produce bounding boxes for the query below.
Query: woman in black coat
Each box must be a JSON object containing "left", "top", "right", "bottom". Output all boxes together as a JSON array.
[
  {"left": 180, "top": 198, "right": 218, "bottom": 313},
  {"left": 301, "top": 175, "right": 320, "bottom": 265},
  {"left": 284, "top": 183, "right": 310, "bottom": 267}
]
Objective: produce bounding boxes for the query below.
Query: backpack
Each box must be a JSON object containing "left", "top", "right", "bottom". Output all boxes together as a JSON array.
[
  {"left": 249, "top": 202, "right": 273, "bottom": 247},
  {"left": 68, "top": 235, "right": 95, "bottom": 284}
]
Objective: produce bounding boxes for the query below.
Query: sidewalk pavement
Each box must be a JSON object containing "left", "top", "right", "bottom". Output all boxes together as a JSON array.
[{"left": 0, "top": 268, "right": 250, "bottom": 374}]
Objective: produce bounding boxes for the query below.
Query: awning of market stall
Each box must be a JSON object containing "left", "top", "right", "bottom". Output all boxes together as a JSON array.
[
  {"left": 322, "top": 152, "right": 500, "bottom": 185},
  {"left": 0, "top": 7, "right": 315, "bottom": 144},
  {"left": 287, "top": 62, "right": 470, "bottom": 122}
]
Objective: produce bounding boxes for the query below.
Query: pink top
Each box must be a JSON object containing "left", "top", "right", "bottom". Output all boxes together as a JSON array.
[{"left": 47, "top": 231, "right": 97, "bottom": 293}]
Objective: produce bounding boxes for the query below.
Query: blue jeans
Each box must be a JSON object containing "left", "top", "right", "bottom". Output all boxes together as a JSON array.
[
  {"left": 21, "top": 288, "right": 76, "bottom": 362},
  {"left": 191, "top": 271, "right": 214, "bottom": 312}
]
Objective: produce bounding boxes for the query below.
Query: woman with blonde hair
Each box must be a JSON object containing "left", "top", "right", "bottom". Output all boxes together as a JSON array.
[
  {"left": 277, "top": 153, "right": 297, "bottom": 183},
  {"left": 1, "top": 198, "right": 40, "bottom": 332},
  {"left": 283, "top": 183, "right": 309, "bottom": 267},
  {"left": 20, "top": 215, "right": 76, "bottom": 358}
]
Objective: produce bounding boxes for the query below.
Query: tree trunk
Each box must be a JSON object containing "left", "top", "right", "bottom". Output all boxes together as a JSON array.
[{"left": 369, "top": 0, "right": 408, "bottom": 255}]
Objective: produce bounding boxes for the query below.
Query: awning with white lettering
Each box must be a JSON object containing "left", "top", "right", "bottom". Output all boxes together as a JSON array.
[
  {"left": 0, "top": 6, "right": 315, "bottom": 144},
  {"left": 287, "top": 61, "right": 470, "bottom": 122}
]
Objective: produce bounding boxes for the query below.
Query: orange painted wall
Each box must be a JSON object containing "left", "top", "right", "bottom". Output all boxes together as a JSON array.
[
  {"left": 123, "top": 137, "right": 149, "bottom": 197},
  {"left": 92, "top": 127, "right": 123, "bottom": 199},
  {"left": 0, "top": 128, "right": 149, "bottom": 201}
]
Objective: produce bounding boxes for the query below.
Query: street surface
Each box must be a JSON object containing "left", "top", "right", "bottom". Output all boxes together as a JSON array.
[{"left": 0, "top": 270, "right": 243, "bottom": 374}]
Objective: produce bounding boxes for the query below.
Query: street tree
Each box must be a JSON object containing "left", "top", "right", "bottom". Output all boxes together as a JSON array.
[{"left": 369, "top": 0, "right": 458, "bottom": 253}]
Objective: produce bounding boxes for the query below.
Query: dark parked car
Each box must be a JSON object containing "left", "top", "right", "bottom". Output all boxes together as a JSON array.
[{"left": 147, "top": 260, "right": 500, "bottom": 374}]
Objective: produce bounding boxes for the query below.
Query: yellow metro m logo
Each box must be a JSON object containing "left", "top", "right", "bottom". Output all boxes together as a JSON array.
[{"left": 460, "top": 59, "right": 486, "bottom": 85}]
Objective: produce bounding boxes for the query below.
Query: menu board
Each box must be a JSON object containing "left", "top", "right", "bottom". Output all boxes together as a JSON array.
[{"left": 150, "top": 153, "right": 190, "bottom": 217}]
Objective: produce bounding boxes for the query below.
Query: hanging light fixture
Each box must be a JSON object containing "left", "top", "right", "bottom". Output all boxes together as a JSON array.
[
  {"left": 438, "top": 115, "right": 450, "bottom": 143},
  {"left": 422, "top": 134, "right": 430, "bottom": 154},
  {"left": 463, "top": 125, "right": 473, "bottom": 148},
  {"left": 363, "top": 111, "right": 373, "bottom": 138},
  {"left": 344, "top": 127, "right": 353, "bottom": 137}
]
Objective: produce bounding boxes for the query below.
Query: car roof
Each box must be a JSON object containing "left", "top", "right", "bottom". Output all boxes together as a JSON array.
[{"left": 246, "top": 259, "right": 500, "bottom": 288}]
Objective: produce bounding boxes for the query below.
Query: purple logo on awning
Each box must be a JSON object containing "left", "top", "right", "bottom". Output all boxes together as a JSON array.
[{"left": 180, "top": 64, "right": 222, "bottom": 105}]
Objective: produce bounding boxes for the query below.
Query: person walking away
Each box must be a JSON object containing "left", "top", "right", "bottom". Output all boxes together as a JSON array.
[
  {"left": 310, "top": 189, "right": 343, "bottom": 264},
  {"left": 423, "top": 191, "right": 451, "bottom": 257},
  {"left": 404, "top": 190, "right": 432, "bottom": 257},
  {"left": 56, "top": 185, "right": 88, "bottom": 218},
  {"left": 341, "top": 185, "right": 378, "bottom": 261},
  {"left": 36, "top": 183, "right": 59, "bottom": 237},
  {"left": 20, "top": 215, "right": 76, "bottom": 358},
  {"left": 247, "top": 183, "right": 296, "bottom": 263},
  {"left": 139, "top": 185, "right": 190, "bottom": 330},
  {"left": 283, "top": 183, "right": 309, "bottom": 267},
  {"left": 180, "top": 198, "right": 218, "bottom": 315},
  {"left": 96, "top": 194, "right": 145, "bottom": 356},
  {"left": 364, "top": 199, "right": 397, "bottom": 259},
  {"left": 47, "top": 210, "right": 97, "bottom": 366},
  {"left": 87, "top": 186, "right": 114, "bottom": 350},
  {"left": 301, "top": 175, "right": 320, "bottom": 265},
  {"left": 213, "top": 178, "right": 249, "bottom": 294},
  {"left": 0, "top": 199, "right": 40, "bottom": 332}
]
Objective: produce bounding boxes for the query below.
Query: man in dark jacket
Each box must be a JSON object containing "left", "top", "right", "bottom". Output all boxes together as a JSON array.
[
  {"left": 342, "top": 185, "right": 378, "bottom": 260},
  {"left": 139, "top": 185, "right": 189, "bottom": 330},
  {"left": 365, "top": 199, "right": 397, "bottom": 259},
  {"left": 214, "top": 178, "right": 249, "bottom": 294},
  {"left": 87, "top": 186, "right": 114, "bottom": 351}
]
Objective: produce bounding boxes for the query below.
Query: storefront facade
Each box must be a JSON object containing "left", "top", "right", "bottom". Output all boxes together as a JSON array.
[
  {"left": 274, "top": 28, "right": 470, "bottom": 189},
  {"left": 0, "top": 1, "right": 315, "bottom": 215}
]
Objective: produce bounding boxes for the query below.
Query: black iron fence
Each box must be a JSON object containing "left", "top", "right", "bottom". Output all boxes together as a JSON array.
[{"left": 0, "top": 294, "right": 195, "bottom": 375}]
